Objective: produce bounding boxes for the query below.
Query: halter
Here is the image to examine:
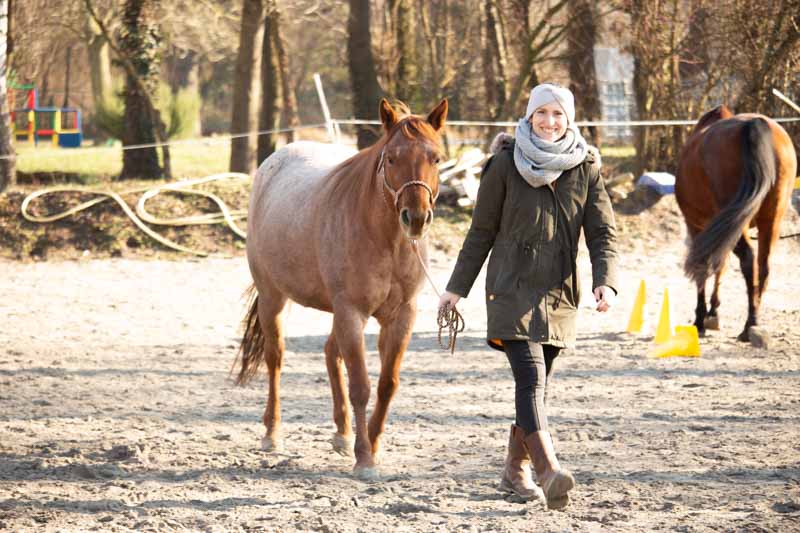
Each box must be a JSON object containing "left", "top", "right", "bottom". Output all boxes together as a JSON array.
[{"left": 376, "top": 148, "right": 439, "bottom": 210}]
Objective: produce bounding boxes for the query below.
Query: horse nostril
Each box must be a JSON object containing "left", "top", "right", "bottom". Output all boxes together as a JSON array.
[
  {"left": 400, "top": 209, "right": 411, "bottom": 227},
  {"left": 425, "top": 209, "right": 433, "bottom": 225}
]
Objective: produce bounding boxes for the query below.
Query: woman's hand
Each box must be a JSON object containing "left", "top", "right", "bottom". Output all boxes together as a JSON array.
[
  {"left": 438, "top": 291, "right": 461, "bottom": 313},
  {"left": 593, "top": 285, "right": 615, "bottom": 312}
]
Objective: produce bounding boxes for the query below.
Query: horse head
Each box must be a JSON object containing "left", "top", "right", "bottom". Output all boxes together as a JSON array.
[{"left": 378, "top": 98, "right": 448, "bottom": 240}]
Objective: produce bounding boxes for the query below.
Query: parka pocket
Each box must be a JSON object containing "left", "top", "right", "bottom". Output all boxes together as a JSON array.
[{"left": 486, "top": 242, "right": 517, "bottom": 297}]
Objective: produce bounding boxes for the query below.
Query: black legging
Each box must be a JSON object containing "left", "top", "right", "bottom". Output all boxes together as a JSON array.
[{"left": 503, "top": 341, "right": 562, "bottom": 434}]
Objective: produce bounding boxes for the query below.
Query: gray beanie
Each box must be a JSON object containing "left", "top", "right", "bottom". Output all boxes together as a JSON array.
[{"left": 525, "top": 83, "right": 576, "bottom": 124}]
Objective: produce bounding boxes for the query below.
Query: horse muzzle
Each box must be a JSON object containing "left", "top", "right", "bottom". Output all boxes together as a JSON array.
[{"left": 399, "top": 207, "right": 434, "bottom": 239}]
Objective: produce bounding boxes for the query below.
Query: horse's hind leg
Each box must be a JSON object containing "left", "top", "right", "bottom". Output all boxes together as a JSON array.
[
  {"left": 694, "top": 280, "right": 708, "bottom": 336},
  {"left": 257, "top": 285, "right": 288, "bottom": 451},
  {"left": 324, "top": 333, "right": 354, "bottom": 456},
  {"left": 732, "top": 234, "right": 758, "bottom": 342},
  {"left": 369, "top": 301, "right": 415, "bottom": 463}
]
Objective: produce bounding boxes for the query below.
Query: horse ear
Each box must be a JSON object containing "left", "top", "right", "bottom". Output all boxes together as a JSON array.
[
  {"left": 379, "top": 99, "right": 398, "bottom": 132},
  {"left": 427, "top": 99, "right": 448, "bottom": 131}
]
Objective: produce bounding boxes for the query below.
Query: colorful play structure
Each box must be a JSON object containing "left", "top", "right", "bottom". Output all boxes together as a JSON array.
[{"left": 9, "top": 84, "right": 83, "bottom": 148}]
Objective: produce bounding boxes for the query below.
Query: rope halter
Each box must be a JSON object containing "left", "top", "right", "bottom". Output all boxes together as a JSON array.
[{"left": 376, "top": 148, "right": 439, "bottom": 211}]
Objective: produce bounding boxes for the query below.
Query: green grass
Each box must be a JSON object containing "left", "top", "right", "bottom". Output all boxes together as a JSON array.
[{"left": 15, "top": 138, "right": 233, "bottom": 180}]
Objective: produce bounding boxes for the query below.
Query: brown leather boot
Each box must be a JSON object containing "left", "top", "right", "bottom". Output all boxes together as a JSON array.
[
  {"left": 524, "top": 431, "right": 575, "bottom": 510},
  {"left": 499, "top": 424, "right": 545, "bottom": 502}
]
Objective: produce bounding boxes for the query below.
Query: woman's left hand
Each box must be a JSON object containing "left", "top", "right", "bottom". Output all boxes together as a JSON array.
[{"left": 593, "top": 285, "right": 615, "bottom": 312}]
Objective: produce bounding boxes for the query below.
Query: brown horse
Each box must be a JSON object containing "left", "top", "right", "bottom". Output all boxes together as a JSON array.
[
  {"left": 675, "top": 105, "right": 797, "bottom": 341},
  {"left": 235, "top": 98, "right": 448, "bottom": 479}
]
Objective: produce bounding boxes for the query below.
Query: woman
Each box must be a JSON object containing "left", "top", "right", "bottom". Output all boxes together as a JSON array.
[{"left": 439, "top": 83, "right": 618, "bottom": 509}]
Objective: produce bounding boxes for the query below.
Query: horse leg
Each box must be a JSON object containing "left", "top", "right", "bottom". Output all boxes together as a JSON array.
[
  {"left": 705, "top": 262, "right": 726, "bottom": 331},
  {"left": 253, "top": 284, "right": 288, "bottom": 451},
  {"left": 732, "top": 235, "right": 758, "bottom": 342},
  {"left": 324, "top": 333, "right": 354, "bottom": 456},
  {"left": 694, "top": 280, "right": 708, "bottom": 337},
  {"left": 756, "top": 218, "right": 779, "bottom": 301},
  {"left": 331, "top": 305, "right": 375, "bottom": 479},
  {"left": 369, "top": 301, "right": 415, "bottom": 463}
]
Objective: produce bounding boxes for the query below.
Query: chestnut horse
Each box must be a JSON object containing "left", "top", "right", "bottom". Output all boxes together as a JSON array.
[
  {"left": 675, "top": 105, "right": 797, "bottom": 341},
  {"left": 235, "top": 99, "right": 448, "bottom": 479}
]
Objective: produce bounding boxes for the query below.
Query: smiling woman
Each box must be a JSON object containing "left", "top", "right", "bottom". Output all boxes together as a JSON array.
[{"left": 438, "top": 82, "right": 618, "bottom": 510}]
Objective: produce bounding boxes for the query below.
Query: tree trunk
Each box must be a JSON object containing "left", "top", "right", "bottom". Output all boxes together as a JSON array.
[
  {"left": 257, "top": 3, "right": 280, "bottom": 165},
  {"left": 0, "top": 0, "right": 15, "bottom": 192},
  {"left": 229, "top": 0, "right": 263, "bottom": 174},
  {"left": 388, "top": 0, "right": 415, "bottom": 104},
  {"left": 567, "top": 0, "right": 601, "bottom": 146},
  {"left": 347, "top": 0, "right": 383, "bottom": 149},
  {"left": 484, "top": 0, "right": 507, "bottom": 119},
  {"left": 62, "top": 46, "right": 72, "bottom": 108},
  {"left": 166, "top": 48, "right": 202, "bottom": 136},
  {"left": 86, "top": 27, "right": 113, "bottom": 108},
  {"left": 119, "top": 0, "right": 163, "bottom": 180},
  {"left": 271, "top": 5, "right": 298, "bottom": 144}
]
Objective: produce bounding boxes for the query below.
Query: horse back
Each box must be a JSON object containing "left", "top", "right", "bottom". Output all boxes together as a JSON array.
[{"left": 246, "top": 142, "right": 358, "bottom": 309}]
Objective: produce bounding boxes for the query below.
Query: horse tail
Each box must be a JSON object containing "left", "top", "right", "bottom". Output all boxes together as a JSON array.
[
  {"left": 685, "top": 117, "right": 776, "bottom": 284},
  {"left": 233, "top": 285, "right": 266, "bottom": 386}
]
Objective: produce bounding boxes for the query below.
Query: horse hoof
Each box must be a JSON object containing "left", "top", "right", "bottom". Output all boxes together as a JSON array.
[
  {"left": 353, "top": 465, "right": 379, "bottom": 481},
  {"left": 703, "top": 315, "right": 720, "bottom": 331},
  {"left": 747, "top": 326, "right": 770, "bottom": 349},
  {"left": 261, "top": 435, "right": 283, "bottom": 452},
  {"left": 331, "top": 432, "right": 354, "bottom": 457},
  {"left": 736, "top": 330, "right": 750, "bottom": 343}
]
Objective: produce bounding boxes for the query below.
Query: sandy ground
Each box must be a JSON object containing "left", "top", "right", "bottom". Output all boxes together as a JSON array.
[{"left": 1, "top": 201, "right": 800, "bottom": 532}]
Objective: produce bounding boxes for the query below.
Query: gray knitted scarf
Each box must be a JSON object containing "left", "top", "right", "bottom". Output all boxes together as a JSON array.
[{"left": 513, "top": 118, "right": 588, "bottom": 188}]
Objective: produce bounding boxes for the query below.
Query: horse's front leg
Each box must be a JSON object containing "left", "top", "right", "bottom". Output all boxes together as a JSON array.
[
  {"left": 324, "top": 333, "right": 353, "bottom": 456},
  {"left": 331, "top": 304, "right": 375, "bottom": 479},
  {"left": 705, "top": 264, "right": 726, "bottom": 331},
  {"left": 369, "top": 301, "right": 415, "bottom": 463}
]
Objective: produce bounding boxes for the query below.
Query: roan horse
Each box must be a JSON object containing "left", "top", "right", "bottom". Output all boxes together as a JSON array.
[
  {"left": 675, "top": 105, "right": 797, "bottom": 342},
  {"left": 234, "top": 99, "right": 448, "bottom": 479}
]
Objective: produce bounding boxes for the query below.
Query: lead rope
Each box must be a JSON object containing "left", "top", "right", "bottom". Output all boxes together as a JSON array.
[{"left": 411, "top": 241, "right": 465, "bottom": 354}]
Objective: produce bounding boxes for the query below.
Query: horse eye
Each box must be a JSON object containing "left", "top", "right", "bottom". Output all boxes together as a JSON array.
[
  {"left": 387, "top": 157, "right": 394, "bottom": 165},
  {"left": 434, "top": 157, "right": 441, "bottom": 164}
]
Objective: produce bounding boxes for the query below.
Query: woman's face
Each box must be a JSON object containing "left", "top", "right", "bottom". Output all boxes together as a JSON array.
[{"left": 529, "top": 102, "right": 568, "bottom": 142}]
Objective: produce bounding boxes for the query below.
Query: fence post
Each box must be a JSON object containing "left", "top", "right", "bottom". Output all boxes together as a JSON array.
[{"left": 314, "top": 73, "right": 336, "bottom": 143}]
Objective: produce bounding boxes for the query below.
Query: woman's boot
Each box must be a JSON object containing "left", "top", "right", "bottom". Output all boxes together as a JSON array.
[
  {"left": 523, "top": 431, "right": 575, "bottom": 510},
  {"left": 499, "top": 424, "right": 545, "bottom": 502}
]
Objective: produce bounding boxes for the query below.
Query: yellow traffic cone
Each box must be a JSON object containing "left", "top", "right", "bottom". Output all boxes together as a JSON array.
[
  {"left": 626, "top": 280, "right": 646, "bottom": 333},
  {"left": 654, "top": 288, "right": 672, "bottom": 344},
  {"left": 649, "top": 325, "right": 701, "bottom": 358}
]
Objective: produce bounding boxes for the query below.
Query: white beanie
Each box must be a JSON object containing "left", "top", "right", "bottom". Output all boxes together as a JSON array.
[{"left": 525, "top": 83, "right": 576, "bottom": 124}]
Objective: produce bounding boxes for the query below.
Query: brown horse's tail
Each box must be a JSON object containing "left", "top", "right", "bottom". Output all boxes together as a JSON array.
[
  {"left": 684, "top": 117, "right": 776, "bottom": 284},
  {"left": 233, "top": 285, "right": 266, "bottom": 386}
]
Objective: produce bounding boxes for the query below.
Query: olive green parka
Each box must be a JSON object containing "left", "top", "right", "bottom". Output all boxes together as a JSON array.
[{"left": 445, "top": 134, "right": 619, "bottom": 350}]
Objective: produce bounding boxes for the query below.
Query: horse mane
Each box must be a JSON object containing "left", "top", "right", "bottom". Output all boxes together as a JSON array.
[{"left": 322, "top": 107, "right": 443, "bottom": 212}]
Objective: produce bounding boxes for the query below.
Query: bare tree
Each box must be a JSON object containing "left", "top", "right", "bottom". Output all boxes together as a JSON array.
[
  {"left": 0, "top": 0, "right": 15, "bottom": 192},
  {"left": 118, "top": 0, "right": 164, "bottom": 179},
  {"left": 271, "top": 4, "right": 298, "bottom": 144},
  {"left": 567, "top": 0, "right": 601, "bottom": 146},
  {"left": 257, "top": 0, "right": 279, "bottom": 165},
  {"left": 229, "top": 0, "right": 263, "bottom": 174},
  {"left": 347, "top": 0, "right": 383, "bottom": 149}
]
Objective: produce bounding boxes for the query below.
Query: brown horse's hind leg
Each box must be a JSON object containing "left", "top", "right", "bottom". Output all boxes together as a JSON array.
[
  {"left": 369, "top": 301, "right": 416, "bottom": 463},
  {"left": 324, "top": 333, "right": 354, "bottom": 456},
  {"left": 331, "top": 304, "right": 375, "bottom": 479},
  {"left": 694, "top": 280, "right": 708, "bottom": 336},
  {"left": 732, "top": 234, "right": 758, "bottom": 342},
  {"left": 257, "top": 287, "right": 288, "bottom": 451}
]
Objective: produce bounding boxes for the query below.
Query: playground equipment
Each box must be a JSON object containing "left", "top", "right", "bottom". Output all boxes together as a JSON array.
[{"left": 9, "top": 84, "right": 83, "bottom": 148}]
